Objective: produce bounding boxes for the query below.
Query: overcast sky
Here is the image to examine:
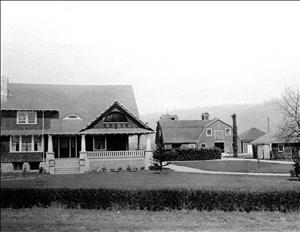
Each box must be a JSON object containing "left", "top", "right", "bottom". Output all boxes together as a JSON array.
[{"left": 1, "top": 1, "right": 299, "bottom": 115}]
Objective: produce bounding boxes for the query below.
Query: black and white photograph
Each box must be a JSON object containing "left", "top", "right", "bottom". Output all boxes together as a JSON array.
[{"left": 1, "top": 1, "right": 300, "bottom": 231}]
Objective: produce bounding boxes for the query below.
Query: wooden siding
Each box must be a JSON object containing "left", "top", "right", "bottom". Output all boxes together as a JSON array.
[{"left": 0, "top": 111, "right": 58, "bottom": 131}]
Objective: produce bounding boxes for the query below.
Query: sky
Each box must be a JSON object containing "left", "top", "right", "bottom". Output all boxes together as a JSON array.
[{"left": 1, "top": 1, "right": 300, "bottom": 115}]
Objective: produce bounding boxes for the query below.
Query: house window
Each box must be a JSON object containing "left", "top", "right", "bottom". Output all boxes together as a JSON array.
[
  {"left": 29, "top": 162, "right": 40, "bottom": 170},
  {"left": 201, "top": 143, "right": 206, "bottom": 148},
  {"left": 278, "top": 144, "right": 284, "bottom": 152},
  {"left": 13, "top": 162, "right": 23, "bottom": 171},
  {"left": 17, "top": 111, "right": 37, "bottom": 124},
  {"left": 22, "top": 136, "right": 32, "bottom": 151},
  {"left": 225, "top": 128, "right": 231, "bottom": 136},
  {"left": 11, "top": 136, "right": 20, "bottom": 152},
  {"left": 63, "top": 114, "right": 81, "bottom": 120},
  {"left": 94, "top": 136, "right": 105, "bottom": 150},
  {"left": 104, "top": 112, "right": 127, "bottom": 122},
  {"left": 34, "top": 135, "right": 42, "bottom": 151},
  {"left": 206, "top": 128, "right": 212, "bottom": 136}
]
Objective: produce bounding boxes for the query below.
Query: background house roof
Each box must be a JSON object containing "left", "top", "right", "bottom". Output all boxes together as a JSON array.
[
  {"left": 239, "top": 127, "right": 266, "bottom": 142},
  {"left": 159, "top": 120, "right": 214, "bottom": 144},
  {"left": 251, "top": 131, "right": 300, "bottom": 144},
  {"left": 1, "top": 83, "right": 140, "bottom": 134}
]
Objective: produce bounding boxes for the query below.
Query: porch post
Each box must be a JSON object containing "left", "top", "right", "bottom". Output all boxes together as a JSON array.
[
  {"left": 79, "top": 134, "right": 88, "bottom": 173},
  {"left": 46, "top": 134, "right": 55, "bottom": 174},
  {"left": 144, "top": 133, "right": 153, "bottom": 170},
  {"left": 137, "top": 135, "right": 141, "bottom": 150},
  {"left": 146, "top": 134, "right": 151, "bottom": 150},
  {"left": 81, "top": 134, "right": 86, "bottom": 152}
]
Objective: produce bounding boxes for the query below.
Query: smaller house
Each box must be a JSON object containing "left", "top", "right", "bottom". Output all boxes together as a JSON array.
[
  {"left": 251, "top": 131, "right": 300, "bottom": 160},
  {"left": 239, "top": 127, "right": 266, "bottom": 154},
  {"left": 156, "top": 112, "right": 241, "bottom": 153}
]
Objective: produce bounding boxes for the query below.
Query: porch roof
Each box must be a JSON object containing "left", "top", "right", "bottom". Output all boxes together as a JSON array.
[
  {"left": 81, "top": 128, "right": 154, "bottom": 135},
  {"left": 1, "top": 129, "right": 44, "bottom": 136}
]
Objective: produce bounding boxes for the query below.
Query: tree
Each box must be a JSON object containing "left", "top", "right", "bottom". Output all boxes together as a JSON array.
[
  {"left": 277, "top": 88, "right": 300, "bottom": 178},
  {"left": 152, "top": 142, "right": 170, "bottom": 172},
  {"left": 232, "top": 114, "right": 238, "bottom": 158},
  {"left": 277, "top": 88, "right": 300, "bottom": 142}
]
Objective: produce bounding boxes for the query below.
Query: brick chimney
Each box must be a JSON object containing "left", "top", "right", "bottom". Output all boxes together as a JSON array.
[{"left": 1, "top": 76, "right": 9, "bottom": 102}]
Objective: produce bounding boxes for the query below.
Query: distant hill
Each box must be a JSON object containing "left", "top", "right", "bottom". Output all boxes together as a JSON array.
[{"left": 140, "top": 99, "right": 283, "bottom": 135}]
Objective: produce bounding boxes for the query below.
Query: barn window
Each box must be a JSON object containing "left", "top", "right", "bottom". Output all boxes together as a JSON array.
[
  {"left": 104, "top": 112, "right": 127, "bottom": 122},
  {"left": 225, "top": 128, "right": 231, "bottom": 136},
  {"left": 17, "top": 111, "right": 37, "bottom": 124},
  {"left": 278, "top": 144, "right": 284, "bottom": 152},
  {"left": 206, "top": 128, "right": 212, "bottom": 136}
]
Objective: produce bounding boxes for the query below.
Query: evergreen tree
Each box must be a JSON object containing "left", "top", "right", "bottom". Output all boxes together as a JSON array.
[{"left": 232, "top": 114, "right": 238, "bottom": 158}]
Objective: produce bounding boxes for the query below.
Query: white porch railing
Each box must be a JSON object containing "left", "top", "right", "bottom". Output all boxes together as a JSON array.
[{"left": 87, "top": 150, "right": 145, "bottom": 159}]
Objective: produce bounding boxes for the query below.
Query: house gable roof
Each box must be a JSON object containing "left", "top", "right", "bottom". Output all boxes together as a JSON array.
[
  {"left": 81, "top": 100, "right": 153, "bottom": 132},
  {"left": 158, "top": 119, "right": 214, "bottom": 144},
  {"left": 239, "top": 127, "right": 266, "bottom": 142},
  {"left": 1, "top": 83, "right": 141, "bottom": 134}
]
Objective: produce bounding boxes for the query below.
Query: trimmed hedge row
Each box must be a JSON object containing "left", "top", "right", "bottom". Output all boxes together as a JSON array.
[
  {"left": 165, "top": 148, "right": 222, "bottom": 161},
  {"left": 1, "top": 188, "right": 300, "bottom": 212}
]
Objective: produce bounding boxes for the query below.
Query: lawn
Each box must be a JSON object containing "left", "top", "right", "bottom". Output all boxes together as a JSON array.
[
  {"left": 1, "top": 171, "right": 300, "bottom": 192},
  {"left": 173, "top": 160, "right": 293, "bottom": 173},
  {"left": 1, "top": 208, "right": 300, "bottom": 232}
]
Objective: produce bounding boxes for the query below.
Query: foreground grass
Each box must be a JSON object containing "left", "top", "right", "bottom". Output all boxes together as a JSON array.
[
  {"left": 1, "top": 208, "right": 300, "bottom": 232},
  {"left": 1, "top": 171, "right": 300, "bottom": 192},
  {"left": 173, "top": 160, "right": 292, "bottom": 173}
]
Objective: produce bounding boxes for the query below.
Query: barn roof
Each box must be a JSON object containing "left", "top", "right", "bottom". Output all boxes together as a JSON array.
[
  {"left": 251, "top": 131, "right": 300, "bottom": 144},
  {"left": 159, "top": 120, "right": 214, "bottom": 144},
  {"left": 239, "top": 127, "right": 266, "bottom": 142},
  {"left": 1, "top": 83, "right": 149, "bottom": 134}
]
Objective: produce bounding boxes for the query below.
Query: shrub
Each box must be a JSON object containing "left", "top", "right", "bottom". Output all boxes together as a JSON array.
[
  {"left": 101, "top": 167, "right": 107, "bottom": 173},
  {"left": 117, "top": 167, "right": 123, "bottom": 172},
  {"left": 140, "top": 166, "right": 145, "bottom": 171},
  {"left": 126, "top": 166, "right": 131, "bottom": 171},
  {"left": 164, "top": 148, "right": 222, "bottom": 161},
  {"left": 1, "top": 188, "right": 299, "bottom": 212},
  {"left": 109, "top": 168, "right": 116, "bottom": 172},
  {"left": 132, "top": 167, "right": 138, "bottom": 172}
]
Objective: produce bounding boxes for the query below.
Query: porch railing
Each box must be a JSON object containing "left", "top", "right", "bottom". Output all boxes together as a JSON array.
[{"left": 87, "top": 150, "right": 145, "bottom": 159}]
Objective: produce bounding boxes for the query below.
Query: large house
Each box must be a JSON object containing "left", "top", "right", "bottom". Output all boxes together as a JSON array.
[
  {"left": 155, "top": 112, "right": 241, "bottom": 153},
  {"left": 0, "top": 78, "right": 154, "bottom": 174}
]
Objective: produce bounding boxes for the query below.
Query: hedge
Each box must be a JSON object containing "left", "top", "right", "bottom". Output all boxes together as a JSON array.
[
  {"left": 1, "top": 188, "right": 300, "bottom": 212},
  {"left": 165, "top": 148, "right": 222, "bottom": 161}
]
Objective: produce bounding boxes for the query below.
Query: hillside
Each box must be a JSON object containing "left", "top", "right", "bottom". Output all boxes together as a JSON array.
[{"left": 140, "top": 99, "right": 283, "bottom": 135}]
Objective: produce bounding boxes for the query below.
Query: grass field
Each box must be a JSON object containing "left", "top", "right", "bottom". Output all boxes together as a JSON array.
[
  {"left": 173, "top": 160, "right": 293, "bottom": 173},
  {"left": 1, "top": 171, "right": 300, "bottom": 192},
  {"left": 1, "top": 208, "right": 300, "bottom": 232}
]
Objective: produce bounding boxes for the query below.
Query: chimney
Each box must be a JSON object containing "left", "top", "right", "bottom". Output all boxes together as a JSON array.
[
  {"left": 201, "top": 112, "right": 210, "bottom": 120},
  {"left": 1, "top": 76, "right": 9, "bottom": 102}
]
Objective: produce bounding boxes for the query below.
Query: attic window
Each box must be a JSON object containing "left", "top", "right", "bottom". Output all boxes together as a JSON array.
[
  {"left": 104, "top": 112, "right": 127, "bottom": 122},
  {"left": 64, "top": 114, "right": 82, "bottom": 120}
]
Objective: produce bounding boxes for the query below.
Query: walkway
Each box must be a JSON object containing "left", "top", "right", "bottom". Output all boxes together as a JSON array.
[
  {"left": 221, "top": 158, "right": 294, "bottom": 165},
  {"left": 166, "top": 164, "right": 290, "bottom": 177}
]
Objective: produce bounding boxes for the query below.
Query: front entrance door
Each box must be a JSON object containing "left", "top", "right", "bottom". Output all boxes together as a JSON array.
[
  {"left": 214, "top": 142, "right": 225, "bottom": 152},
  {"left": 107, "top": 135, "right": 128, "bottom": 151},
  {"left": 57, "top": 136, "right": 78, "bottom": 158}
]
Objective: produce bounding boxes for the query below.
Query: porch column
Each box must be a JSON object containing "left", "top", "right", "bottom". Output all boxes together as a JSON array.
[
  {"left": 146, "top": 134, "right": 151, "bottom": 150},
  {"left": 79, "top": 134, "right": 88, "bottom": 173},
  {"left": 137, "top": 135, "right": 141, "bottom": 150},
  {"left": 81, "top": 134, "right": 86, "bottom": 152},
  {"left": 46, "top": 135, "right": 55, "bottom": 174},
  {"left": 47, "top": 135, "right": 53, "bottom": 153}
]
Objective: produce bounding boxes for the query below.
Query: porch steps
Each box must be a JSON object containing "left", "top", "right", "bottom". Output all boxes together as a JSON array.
[{"left": 54, "top": 158, "right": 80, "bottom": 174}]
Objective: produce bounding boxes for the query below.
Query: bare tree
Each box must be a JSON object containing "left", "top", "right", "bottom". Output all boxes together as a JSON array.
[{"left": 277, "top": 88, "right": 300, "bottom": 142}]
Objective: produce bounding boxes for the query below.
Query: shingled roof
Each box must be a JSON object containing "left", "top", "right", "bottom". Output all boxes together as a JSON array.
[
  {"left": 1, "top": 83, "right": 142, "bottom": 134},
  {"left": 239, "top": 127, "right": 266, "bottom": 142},
  {"left": 159, "top": 120, "right": 214, "bottom": 144},
  {"left": 252, "top": 131, "right": 300, "bottom": 144}
]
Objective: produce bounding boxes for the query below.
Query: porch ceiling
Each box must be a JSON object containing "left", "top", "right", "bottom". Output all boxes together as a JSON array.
[{"left": 80, "top": 128, "right": 154, "bottom": 135}]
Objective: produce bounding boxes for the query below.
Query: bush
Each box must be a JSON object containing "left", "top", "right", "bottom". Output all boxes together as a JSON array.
[
  {"left": 1, "top": 188, "right": 299, "bottom": 212},
  {"left": 126, "top": 166, "right": 131, "bottom": 171},
  {"left": 164, "top": 148, "right": 222, "bottom": 161},
  {"left": 140, "top": 166, "right": 145, "bottom": 171},
  {"left": 117, "top": 167, "right": 123, "bottom": 172}
]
